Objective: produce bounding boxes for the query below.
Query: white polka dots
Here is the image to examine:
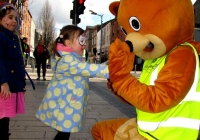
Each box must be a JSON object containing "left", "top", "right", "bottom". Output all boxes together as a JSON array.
[
  {"left": 70, "top": 67, "right": 77, "bottom": 74},
  {"left": 65, "top": 107, "right": 73, "bottom": 115},
  {"left": 82, "top": 70, "right": 90, "bottom": 76},
  {"left": 71, "top": 127, "right": 78, "bottom": 132},
  {"left": 40, "top": 113, "right": 46, "bottom": 121},
  {"left": 54, "top": 88, "right": 61, "bottom": 96},
  {"left": 78, "top": 63, "right": 86, "bottom": 69},
  {"left": 43, "top": 102, "right": 48, "bottom": 110},
  {"left": 59, "top": 100, "right": 66, "bottom": 108},
  {"left": 63, "top": 120, "right": 72, "bottom": 128},
  {"left": 70, "top": 61, "right": 78, "bottom": 65},
  {"left": 65, "top": 56, "right": 73, "bottom": 62},
  {"left": 73, "top": 88, "right": 83, "bottom": 96},
  {"left": 60, "top": 79, "right": 67, "bottom": 85},
  {"left": 35, "top": 52, "right": 109, "bottom": 132},
  {"left": 73, "top": 101, "right": 82, "bottom": 110},
  {"left": 49, "top": 100, "right": 56, "bottom": 109},
  {"left": 79, "top": 121, "right": 83, "bottom": 127},
  {"left": 57, "top": 112, "right": 64, "bottom": 121},
  {"left": 56, "top": 126, "right": 63, "bottom": 131},
  {"left": 52, "top": 81, "right": 58, "bottom": 87},
  {"left": 56, "top": 74, "right": 63, "bottom": 79},
  {"left": 67, "top": 81, "right": 76, "bottom": 89},
  {"left": 73, "top": 114, "right": 81, "bottom": 122},
  {"left": 53, "top": 109, "right": 59, "bottom": 117},
  {"left": 47, "top": 111, "right": 52, "bottom": 118},
  {"left": 66, "top": 94, "right": 72, "bottom": 102},
  {"left": 62, "top": 88, "right": 67, "bottom": 95},
  {"left": 46, "top": 91, "right": 52, "bottom": 99},
  {"left": 90, "top": 64, "right": 98, "bottom": 71},
  {"left": 64, "top": 72, "right": 71, "bottom": 76},
  {"left": 74, "top": 76, "right": 81, "bottom": 81},
  {"left": 60, "top": 64, "right": 68, "bottom": 70},
  {"left": 52, "top": 120, "right": 57, "bottom": 127},
  {"left": 38, "top": 104, "right": 43, "bottom": 111}
]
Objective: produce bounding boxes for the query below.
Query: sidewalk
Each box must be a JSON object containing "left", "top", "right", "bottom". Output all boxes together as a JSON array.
[
  {"left": 10, "top": 66, "right": 200, "bottom": 140},
  {"left": 9, "top": 66, "right": 139, "bottom": 140}
]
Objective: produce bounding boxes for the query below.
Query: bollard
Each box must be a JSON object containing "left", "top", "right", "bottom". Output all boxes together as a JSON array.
[{"left": 135, "top": 65, "right": 137, "bottom": 73}]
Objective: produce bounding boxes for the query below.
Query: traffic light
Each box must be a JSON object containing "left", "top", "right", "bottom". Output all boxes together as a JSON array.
[
  {"left": 70, "top": 9, "right": 81, "bottom": 25},
  {"left": 70, "top": 0, "right": 86, "bottom": 25},
  {"left": 76, "top": 0, "right": 86, "bottom": 15}
]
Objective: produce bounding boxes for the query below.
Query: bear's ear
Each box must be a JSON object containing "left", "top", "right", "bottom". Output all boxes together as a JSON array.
[{"left": 109, "top": 1, "right": 120, "bottom": 16}]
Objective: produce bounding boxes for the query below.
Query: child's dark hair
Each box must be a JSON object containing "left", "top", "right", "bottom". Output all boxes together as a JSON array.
[
  {"left": 0, "top": 3, "right": 21, "bottom": 30},
  {"left": 0, "top": 7, "right": 13, "bottom": 19},
  {"left": 51, "top": 25, "right": 84, "bottom": 57},
  {"left": 0, "top": 6, "right": 14, "bottom": 29}
]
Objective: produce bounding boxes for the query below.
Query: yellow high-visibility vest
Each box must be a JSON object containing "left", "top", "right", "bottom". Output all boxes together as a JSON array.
[{"left": 138, "top": 43, "right": 200, "bottom": 140}]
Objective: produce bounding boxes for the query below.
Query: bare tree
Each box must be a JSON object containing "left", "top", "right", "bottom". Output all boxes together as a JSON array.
[{"left": 37, "top": 0, "right": 56, "bottom": 48}]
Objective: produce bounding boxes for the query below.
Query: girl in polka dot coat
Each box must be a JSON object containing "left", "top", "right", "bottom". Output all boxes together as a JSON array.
[{"left": 35, "top": 25, "right": 109, "bottom": 140}]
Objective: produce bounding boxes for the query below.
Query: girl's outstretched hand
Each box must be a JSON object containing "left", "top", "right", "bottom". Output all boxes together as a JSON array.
[{"left": 0, "top": 83, "right": 11, "bottom": 100}]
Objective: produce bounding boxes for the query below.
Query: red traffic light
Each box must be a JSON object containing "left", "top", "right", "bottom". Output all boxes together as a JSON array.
[{"left": 79, "top": 0, "right": 85, "bottom": 4}]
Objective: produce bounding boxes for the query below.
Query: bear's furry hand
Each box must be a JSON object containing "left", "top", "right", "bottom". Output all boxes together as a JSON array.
[
  {"left": 107, "top": 79, "right": 132, "bottom": 105},
  {"left": 108, "top": 38, "right": 134, "bottom": 86}
]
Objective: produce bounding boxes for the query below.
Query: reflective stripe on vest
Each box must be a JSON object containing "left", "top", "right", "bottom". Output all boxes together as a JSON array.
[{"left": 137, "top": 43, "right": 200, "bottom": 140}]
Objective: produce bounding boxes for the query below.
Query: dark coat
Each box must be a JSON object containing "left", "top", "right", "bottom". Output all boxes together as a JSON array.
[
  {"left": 33, "top": 45, "right": 49, "bottom": 60},
  {"left": 0, "top": 27, "right": 26, "bottom": 92}
]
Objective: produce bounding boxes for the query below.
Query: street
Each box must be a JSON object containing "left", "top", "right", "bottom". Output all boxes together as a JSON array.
[
  {"left": 9, "top": 67, "right": 138, "bottom": 140},
  {"left": 9, "top": 67, "right": 200, "bottom": 140}
]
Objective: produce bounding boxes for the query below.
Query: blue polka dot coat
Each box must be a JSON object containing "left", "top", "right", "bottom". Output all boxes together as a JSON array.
[{"left": 36, "top": 47, "right": 109, "bottom": 132}]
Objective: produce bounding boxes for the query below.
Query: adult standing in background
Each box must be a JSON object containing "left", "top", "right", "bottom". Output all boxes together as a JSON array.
[
  {"left": 33, "top": 40, "right": 49, "bottom": 81},
  {"left": 29, "top": 45, "right": 35, "bottom": 73},
  {"left": 22, "top": 37, "right": 30, "bottom": 67}
]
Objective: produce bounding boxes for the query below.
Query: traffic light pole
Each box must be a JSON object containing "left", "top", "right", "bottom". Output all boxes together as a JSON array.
[
  {"left": 100, "top": 15, "right": 103, "bottom": 63},
  {"left": 89, "top": 10, "right": 103, "bottom": 63},
  {"left": 74, "top": 0, "right": 77, "bottom": 26}
]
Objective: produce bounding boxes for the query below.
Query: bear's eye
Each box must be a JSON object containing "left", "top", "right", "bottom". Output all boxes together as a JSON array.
[
  {"left": 129, "top": 16, "right": 141, "bottom": 31},
  {"left": 120, "top": 26, "right": 127, "bottom": 35}
]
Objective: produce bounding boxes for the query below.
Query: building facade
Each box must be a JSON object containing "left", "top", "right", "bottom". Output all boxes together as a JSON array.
[
  {"left": 21, "top": 0, "right": 31, "bottom": 44},
  {"left": 194, "top": 0, "right": 200, "bottom": 28}
]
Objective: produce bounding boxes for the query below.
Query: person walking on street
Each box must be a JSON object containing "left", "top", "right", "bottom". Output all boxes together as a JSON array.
[
  {"left": 0, "top": 2, "right": 26, "bottom": 139},
  {"left": 33, "top": 40, "right": 49, "bottom": 81},
  {"left": 35, "top": 25, "right": 109, "bottom": 140},
  {"left": 29, "top": 45, "right": 35, "bottom": 73},
  {"left": 22, "top": 37, "right": 30, "bottom": 67}
]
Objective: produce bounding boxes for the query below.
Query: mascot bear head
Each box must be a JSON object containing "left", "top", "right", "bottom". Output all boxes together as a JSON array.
[{"left": 109, "top": 0, "right": 197, "bottom": 60}]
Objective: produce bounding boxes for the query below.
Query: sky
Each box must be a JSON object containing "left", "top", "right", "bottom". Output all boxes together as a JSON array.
[
  {"left": 28, "top": 0, "right": 118, "bottom": 35},
  {"left": 28, "top": 0, "right": 197, "bottom": 35}
]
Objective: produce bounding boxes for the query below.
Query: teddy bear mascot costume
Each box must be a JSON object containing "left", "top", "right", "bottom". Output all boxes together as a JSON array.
[{"left": 92, "top": 0, "right": 200, "bottom": 140}]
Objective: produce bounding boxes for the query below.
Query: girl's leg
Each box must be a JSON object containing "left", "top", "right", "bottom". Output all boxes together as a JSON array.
[
  {"left": 54, "top": 131, "right": 71, "bottom": 140},
  {"left": 0, "top": 117, "right": 10, "bottom": 140}
]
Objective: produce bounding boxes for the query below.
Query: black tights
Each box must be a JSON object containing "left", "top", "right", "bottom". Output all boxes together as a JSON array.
[
  {"left": 0, "top": 117, "right": 10, "bottom": 140},
  {"left": 36, "top": 58, "right": 47, "bottom": 78},
  {"left": 54, "top": 131, "right": 71, "bottom": 140}
]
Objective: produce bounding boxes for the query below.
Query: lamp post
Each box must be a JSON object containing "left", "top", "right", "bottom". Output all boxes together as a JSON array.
[{"left": 89, "top": 10, "right": 103, "bottom": 63}]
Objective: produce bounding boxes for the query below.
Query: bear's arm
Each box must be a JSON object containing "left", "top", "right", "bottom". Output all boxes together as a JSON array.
[{"left": 115, "top": 46, "right": 196, "bottom": 113}]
